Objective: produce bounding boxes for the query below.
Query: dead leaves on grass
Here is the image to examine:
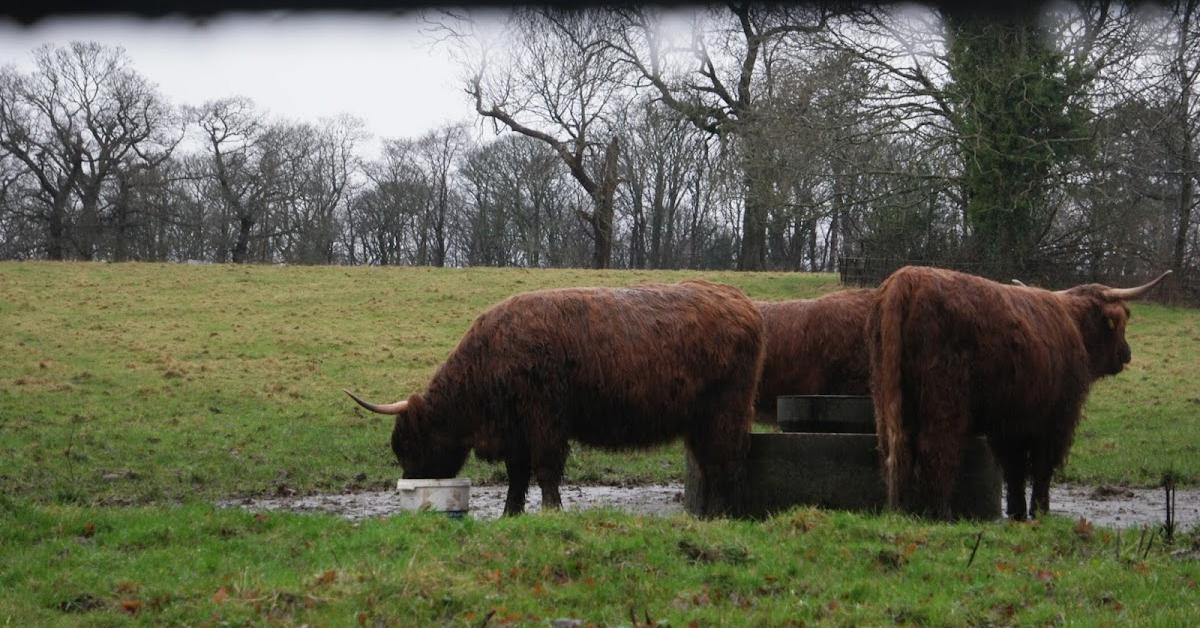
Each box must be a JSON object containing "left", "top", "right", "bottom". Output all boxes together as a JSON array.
[{"left": 677, "top": 539, "right": 751, "bottom": 565}]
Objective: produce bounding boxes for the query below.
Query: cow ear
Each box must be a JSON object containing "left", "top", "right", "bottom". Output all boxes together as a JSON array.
[{"left": 394, "top": 394, "right": 425, "bottom": 438}]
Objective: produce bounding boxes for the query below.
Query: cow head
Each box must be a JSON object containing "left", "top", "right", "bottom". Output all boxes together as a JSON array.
[
  {"left": 1059, "top": 271, "right": 1171, "bottom": 378},
  {"left": 344, "top": 390, "right": 470, "bottom": 479}
]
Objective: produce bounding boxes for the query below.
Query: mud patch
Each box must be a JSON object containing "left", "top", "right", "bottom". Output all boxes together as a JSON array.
[
  {"left": 1042, "top": 484, "right": 1200, "bottom": 529},
  {"left": 220, "top": 484, "right": 686, "bottom": 521},
  {"left": 219, "top": 482, "right": 1200, "bottom": 528}
]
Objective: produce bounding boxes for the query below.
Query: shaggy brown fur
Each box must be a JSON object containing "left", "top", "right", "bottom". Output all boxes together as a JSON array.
[
  {"left": 867, "top": 266, "right": 1170, "bottom": 520},
  {"left": 348, "top": 280, "right": 765, "bottom": 516},
  {"left": 754, "top": 289, "right": 875, "bottom": 422}
]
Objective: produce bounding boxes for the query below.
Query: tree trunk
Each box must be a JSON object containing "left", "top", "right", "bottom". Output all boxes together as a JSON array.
[
  {"left": 627, "top": 163, "right": 646, "bottom": 269},
  {"left": 1174, "top": 158, "right": 1193, "bottom": 278},
  {"left": 1174, "top": 2, "right": 1197, "bottom": 293},
  {"left": 231, "top": 215, "right": 254, "bottom": 264},
  {"left": 589, "top": 137, "right": 621, "bottom": 270},
  {"left": 738, "top": 168, "right": 769, "bottom": 271},
  {"left": 649, "top": 168, "right": 666, "bottom": 269},
  {"left": 112, "top": 175, "right": 132, "bottom": 263},
  {"left": 76, "top": 182, "right": 104, "bottom": 261},
  {"left": 433, "top": 175, "right": 448, "bottom": 267},
  {"left": 46, "top": 195, "right": 68, "bottom": 261}
]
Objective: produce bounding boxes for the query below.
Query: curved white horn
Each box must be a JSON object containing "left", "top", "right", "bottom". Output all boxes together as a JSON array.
[
  {"left": 344, "top": 389, "right": 408, "bottom": 415},
  {"left": 1011, "top": 279, "right": 1027, "bottom": 287},
  {"left": 1102, "top": 270, "right": 1173, "bottom": 301}
]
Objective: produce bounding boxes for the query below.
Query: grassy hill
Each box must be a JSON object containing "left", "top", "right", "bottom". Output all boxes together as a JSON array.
[
  {"left": 3, "top": 262, "right": 1199, "bottom": 625},
  {"left": 1, "top": 262, "right": 1197, "bottom": 506}
]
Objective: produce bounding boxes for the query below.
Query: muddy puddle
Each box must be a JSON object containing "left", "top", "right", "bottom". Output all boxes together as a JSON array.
[
  {"left": 220, "top": 482, "right": 1200, "bottom": 529},
  {"left": 220, "top": 484, "right": 685, "bottom": 522}
]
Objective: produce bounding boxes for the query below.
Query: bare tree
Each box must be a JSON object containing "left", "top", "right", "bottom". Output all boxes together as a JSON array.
[
  {"left": 414, "top": 123, "right": 470, "bottom": 266},
  {"left": 617, "top": 99, "right": 709, "bottom": 268},
  {"left": 608, "top": 4, "right": 844, "bottom": 270},
  {"left": 1162, "top": 0, "right": 1200, "bottom": 281},
  {"left": 191, "top": 96, "right": 271, "bottom": 263},
  {"left": 0, "top": 48, "right": 85, "bottom": 259},
  {"left": 443, "top": 8, "right": 627, "bottom": 268},
  {"left": 272, "top": 115, "right": 365, "bottom": 264},
  {"left": 353, "top": 137, "right": 432, "bottom": 265}
]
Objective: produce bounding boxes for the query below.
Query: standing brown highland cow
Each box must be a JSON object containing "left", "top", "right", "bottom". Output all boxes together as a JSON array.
[
  {"left": 346, "top": 280, "right": 765, "bottom": 516},
  {"left": 754, "top": 289, "right": 875, "bottom": 423},
  {"left": 867, "top": 265, "right": 1170, "bottom": 520}
]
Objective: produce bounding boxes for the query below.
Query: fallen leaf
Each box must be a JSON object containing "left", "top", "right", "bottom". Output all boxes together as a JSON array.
[
  {"left": 316, "top": 570, "right": 337, "bottom": 586},
  {"left": 120, "top": 598, "right": 142, "bottom": 614},
  {"left": 81, "top": 522, "right": 96, "bottom": 538},
  {"left": 212, "top": 588, "right": 228, "bottom": 604},
  {"left": 1073, "top": 518, "right": 1094, "bottom": 540}
]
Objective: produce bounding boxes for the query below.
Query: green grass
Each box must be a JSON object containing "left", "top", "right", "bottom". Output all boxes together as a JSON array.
[
  {"left": 2, "top": 499, "right": 1197, "bottom": 625},
  {"left": 1067, "top": 304, "right": 1200, "bottom": 485},
  {"left": 2, "top": 262, "right": 1198, "bottom": 625},
  {"left": 0, "top": 261, "right": 1197, "bottom": 507}
]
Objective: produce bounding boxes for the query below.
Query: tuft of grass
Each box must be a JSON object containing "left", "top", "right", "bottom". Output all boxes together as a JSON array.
[
  {"left": 0, "top": 500, "right": 1197, "bottom": 625},
  {"left": 0, "top": 261, "right": 1197, "bottom": 506}
]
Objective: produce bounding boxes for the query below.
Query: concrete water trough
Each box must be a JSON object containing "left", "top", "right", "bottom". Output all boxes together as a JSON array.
[{"left": 685, "top": 395, "right": 1003, "bottom": 519}]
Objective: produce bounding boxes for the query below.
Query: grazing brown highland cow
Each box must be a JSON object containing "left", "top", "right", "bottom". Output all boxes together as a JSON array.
[
  {"left": 346, "top": 280, "right": 765, "bottom": 516},
  {"left": 754, "top": 289, "right": 874, "bottom": 422},
  {"left": 867, "top": 266, "right": 1171, "bottom": 520}
]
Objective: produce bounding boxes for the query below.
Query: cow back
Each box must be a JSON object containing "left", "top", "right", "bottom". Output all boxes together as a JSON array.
[
  {"left": 423, "top": 279, "right": 765, "bottom": 452},
  {"left": 755, "top": 289, "right": 874, "bottom": 417}
]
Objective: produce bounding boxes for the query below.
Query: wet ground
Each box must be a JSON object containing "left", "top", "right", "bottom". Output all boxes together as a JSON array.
[{"left": 220, "top": 482, "right": 1200, "bottom": 529}]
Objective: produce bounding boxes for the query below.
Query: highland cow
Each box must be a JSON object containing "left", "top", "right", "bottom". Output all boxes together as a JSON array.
[
  {"left": 754, "top": 289, "right": 875, "bottom": 423},
  {"left": 867, "top": 266, "right": 1170, "bottom": 520},
  {"left": 346, "top": 280, "right": 765, "bottom": 516}
]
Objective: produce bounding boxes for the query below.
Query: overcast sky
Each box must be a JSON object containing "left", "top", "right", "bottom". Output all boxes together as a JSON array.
[{"left": 0, "top": 11, "right": 496, "bottom": 158}]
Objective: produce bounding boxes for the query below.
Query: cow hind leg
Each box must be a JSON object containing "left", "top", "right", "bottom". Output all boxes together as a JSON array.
[
  {"left": 994, "top": 440, "right": 1029, "bottom": 521},
  {"left": 1029, "top": 441, "right": 1059, "bottom": 518},
  {"left": 533, "top": 442, "right": 569, "bottom": 512},
  {"left": 685, "top": 406, "right": 751, "bottom": 518},
  {"left": 503, "top": 455, "right": 531, "bottom": 517},
  {"left": 911, "top": 361, "right": 970, "bottom": 520}
]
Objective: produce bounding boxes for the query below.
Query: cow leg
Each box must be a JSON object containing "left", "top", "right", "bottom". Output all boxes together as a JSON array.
[
  {"left": 912, "top": 360, "right": 969, "bottom": 520},
  {"left": 1029, "top": 443, "right": 1055, "bottom": 518},
  {"left": 686, "top": 406, "right": 751, "bottom": 518},
  {"left": 502, "top": 455, "right": 531, "bottom": 517},
  {"left": 533, "top": 443, "right": 569, "bottom": 511},
  {"left": 995, "top": 441, "right": 1029, "bottom": 521}
]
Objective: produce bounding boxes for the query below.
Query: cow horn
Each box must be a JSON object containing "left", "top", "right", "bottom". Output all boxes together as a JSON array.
[
  {"left": 344, "top": 389, "right": 408, "bottom": 415},
  {"left": 1011, "top": 279, "right": 1027, "bottom": 287},
  {"left": 1102, "top": 270, "right": 1173, "bottom": 301}
]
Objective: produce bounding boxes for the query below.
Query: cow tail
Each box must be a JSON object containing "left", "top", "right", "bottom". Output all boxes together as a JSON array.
[{"left": 870, "top": 280, "right": 908, "bottom": 511}]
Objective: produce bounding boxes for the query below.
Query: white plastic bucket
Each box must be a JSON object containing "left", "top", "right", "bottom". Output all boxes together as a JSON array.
[{"left": 395, "top": 478, "right": 470, "bottom": 515}]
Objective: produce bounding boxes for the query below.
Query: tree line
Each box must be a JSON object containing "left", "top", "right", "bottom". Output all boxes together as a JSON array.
[{"left": 1, "top": 3, "right": 1198, "bottom": 298}]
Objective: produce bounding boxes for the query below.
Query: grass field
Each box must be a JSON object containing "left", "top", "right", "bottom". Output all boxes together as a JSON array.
[
  {"left": 2, "top": 262, "right": 1199, "bottom": 624},
  {"left": 3, "top": 500, "right": 1198, "bottom": 625},
  {"left": 2, "top": 262, "right": 1197, "bottom": 506}
]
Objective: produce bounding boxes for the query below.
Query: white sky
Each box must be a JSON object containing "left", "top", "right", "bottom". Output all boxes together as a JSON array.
[{"left": 0, "top": 11, "right": 496, "bottom": 159}]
